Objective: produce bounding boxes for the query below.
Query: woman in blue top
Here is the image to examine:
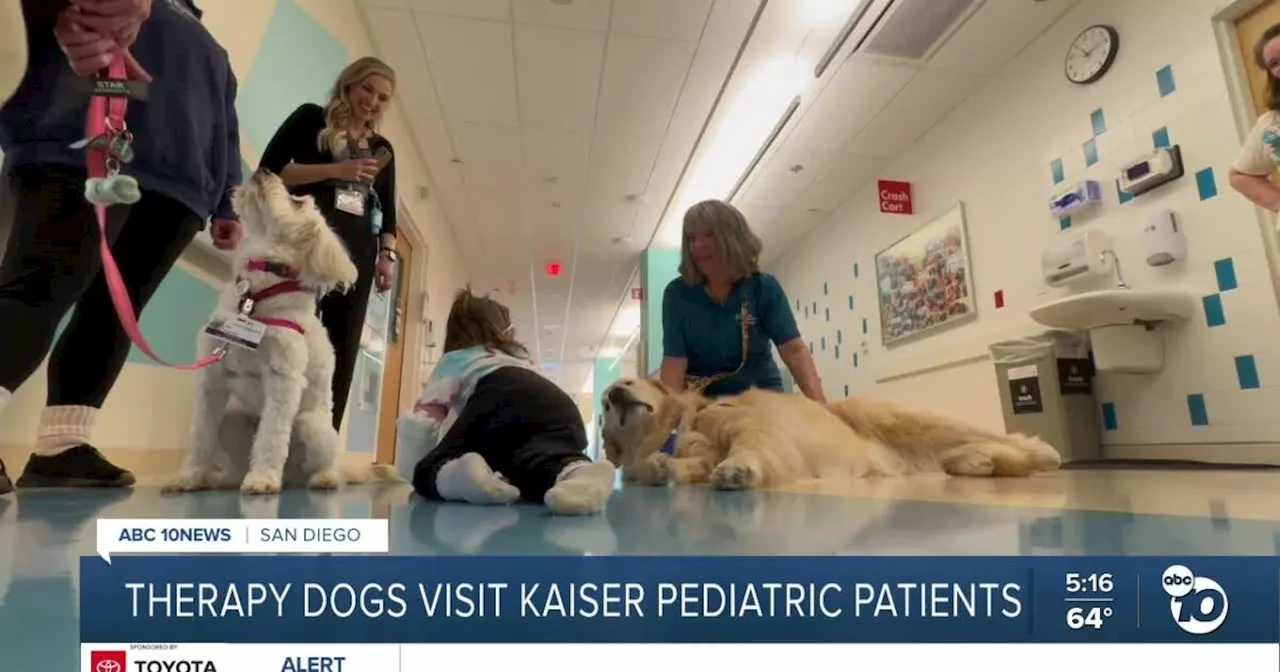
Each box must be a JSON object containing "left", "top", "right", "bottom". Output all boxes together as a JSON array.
[{"left": 659, "top": 199, "right": 826, "bottom": 402}]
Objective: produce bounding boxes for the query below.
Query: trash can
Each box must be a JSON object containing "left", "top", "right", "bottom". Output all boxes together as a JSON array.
[{"left": 989, "top": 330, "right": 1101, "bottom": 463}]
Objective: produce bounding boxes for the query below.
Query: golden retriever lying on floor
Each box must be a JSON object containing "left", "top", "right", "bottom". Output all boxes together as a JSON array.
[{"left": 601, "top": 379, "right": 1061, "bottom": 490}]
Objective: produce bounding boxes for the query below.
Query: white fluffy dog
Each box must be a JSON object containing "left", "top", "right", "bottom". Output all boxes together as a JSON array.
[{"left": 165, "top": 169, "right": 399, "bottom": 495}]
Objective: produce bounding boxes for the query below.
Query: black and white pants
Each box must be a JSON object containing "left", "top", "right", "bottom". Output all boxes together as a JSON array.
[{"left": 412, "top": 366, "right": 589, "bottom": 501}]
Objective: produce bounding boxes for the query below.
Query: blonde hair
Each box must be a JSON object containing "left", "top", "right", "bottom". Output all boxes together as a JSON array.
[
  {"left": 678, "top": 199, "right": 763, "bottom": 285},
  {"left": 443, "top": 286, "right": 529, "bottom": 360},
  {"left": 318, "top": 56, "right": 396, "bottom": 155}
]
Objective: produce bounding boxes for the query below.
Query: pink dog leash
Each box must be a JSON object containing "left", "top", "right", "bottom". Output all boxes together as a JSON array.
[{"left": 83, "top": 49, "right": 225, "bottom": 370}]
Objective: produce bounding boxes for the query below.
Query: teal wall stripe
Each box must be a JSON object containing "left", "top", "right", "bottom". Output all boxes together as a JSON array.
[
  {"left": 238, "top": 0, "right": 350, "bottom": 152},
  {"left": 51, "top": 268, "right": 220, "bottom": 367}
]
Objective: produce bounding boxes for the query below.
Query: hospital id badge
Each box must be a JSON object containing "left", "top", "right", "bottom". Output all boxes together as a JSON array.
[
  {"left": 204, "top": 314, "right": 267, "bottom": 350},
  {"left": 335, "top": 187, "right": 366, "bottom": 216}
]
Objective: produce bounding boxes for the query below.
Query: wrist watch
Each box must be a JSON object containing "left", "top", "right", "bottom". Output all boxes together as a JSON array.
[{"left": 378, "top": 247, "right": 399, "bottom": 263}]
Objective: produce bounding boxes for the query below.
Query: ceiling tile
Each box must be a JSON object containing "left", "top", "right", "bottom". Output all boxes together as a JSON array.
[
  {"left": 411, "top": 0, "right": 509, "bottom": 21},
  {"left": 515, "top": 25, "right": 607, "bottom": 132},
  {"left": 595, "top": 34, "right": 697, "bottom": 141},
  {"left": 610, "top": 0, "right": 712, "bottom": 41},
  {"left": 512, "top": 0, "right": 611, "bottom": 31},
  {"left": 416, "top": 14, "right": 519, "bottom": 126},
  {"left": 928, "top": 0, "right": 1077, "bottom": 75},
  {"left": 782, "top": 58, "right": 919, "bottom": 160},
  {"left": 363, "top": 8, "right": 444, "bottom": 119},
  {"left": 846, "top": 67, "right": 981, "bottom": 158},
  {"left": 362, "top": 0, "right": 411, "bottom": 9}
]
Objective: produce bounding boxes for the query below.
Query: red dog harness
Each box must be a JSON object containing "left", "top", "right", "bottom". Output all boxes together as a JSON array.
[{"left": 237, "top": 260, "right": 311, "bottom": 335}]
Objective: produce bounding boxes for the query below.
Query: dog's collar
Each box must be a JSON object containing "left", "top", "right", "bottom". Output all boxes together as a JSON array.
[
  {"left": 244, "top": 259, "right": 298, "bottom": 279},
  {"left": 234, "top": 260, "right": 312, "bottom": 335}
]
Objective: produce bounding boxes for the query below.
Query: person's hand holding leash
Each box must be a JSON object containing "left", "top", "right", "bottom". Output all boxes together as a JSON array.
[
  {"left": 66, "top": 0, "right": 152, "bottom": 44},
  {"left": 54, "top": 0, "right": 153, "bottom": 81},
  {"left": 209, "top": 218, "right": 242, "bottom": 251}
]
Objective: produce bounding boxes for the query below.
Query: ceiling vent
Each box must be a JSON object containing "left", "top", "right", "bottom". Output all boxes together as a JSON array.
[{"left": 859, "top": 0, "right": 979, "bottom": 62}]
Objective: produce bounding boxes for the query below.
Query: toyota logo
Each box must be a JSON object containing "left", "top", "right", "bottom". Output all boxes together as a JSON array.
[{"left": 96, "top": 660, "right": 121, "bottom": 672}]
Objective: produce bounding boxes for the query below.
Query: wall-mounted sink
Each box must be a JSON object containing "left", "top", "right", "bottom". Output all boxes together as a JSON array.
[
  {"left": 1029, "top": 289, "right": 1197, "bottom": 374},
  {"left": 1029, "top": 289, "right": 1197, "bottom": 330}
]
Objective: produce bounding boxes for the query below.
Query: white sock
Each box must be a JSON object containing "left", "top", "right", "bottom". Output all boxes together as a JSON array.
[
  {"left": 35, "top": 405, "right": 96, "bottom": 456},
  {"left": 435, "top": 453, "right": 520, "bottom": 505},
  {"left": 544, "top": 460, "right": 617, "bottom": 516}
]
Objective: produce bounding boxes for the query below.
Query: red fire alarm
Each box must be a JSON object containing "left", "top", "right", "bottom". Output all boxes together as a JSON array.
[{"left": 545, "top": 262, "right": 562, "bottom": 277}]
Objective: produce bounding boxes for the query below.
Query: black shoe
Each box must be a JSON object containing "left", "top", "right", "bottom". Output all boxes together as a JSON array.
[
  {"left": 15, "top": 444, "right": 136, "bottom": 488},
  {"left": 0, "top": 458, "right": 13, "bottom": 495}
]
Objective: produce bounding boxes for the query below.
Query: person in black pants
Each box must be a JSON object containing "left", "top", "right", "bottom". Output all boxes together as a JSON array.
[
  {"left": 399, "top": 288, "right": 617, "bottom": 516},
  {"left": 258, "top": 56, "right": 400, "bottom": 432},
  {"left": 0, "top": 0, "right": 243, "bottom": 494}
]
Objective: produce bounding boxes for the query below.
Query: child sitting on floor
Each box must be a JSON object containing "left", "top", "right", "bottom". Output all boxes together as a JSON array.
[{"left": 396, "top": 287, "right": 616, "bottom": 515}]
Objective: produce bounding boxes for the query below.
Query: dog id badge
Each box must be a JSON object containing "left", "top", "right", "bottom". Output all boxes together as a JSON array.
[
  {"left": 335, "top": 187, "right": 366, "bottom": 217},
  {"left": 204, "top": 314, "right": 267, "bottom": 351}
]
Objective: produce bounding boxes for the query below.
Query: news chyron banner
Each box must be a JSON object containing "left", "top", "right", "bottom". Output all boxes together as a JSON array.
[{"left": 83, "top": 519, "right": 1280, "bottom": 672}]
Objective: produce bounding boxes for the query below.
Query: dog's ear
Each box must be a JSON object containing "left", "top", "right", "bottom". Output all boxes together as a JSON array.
[
  {"left": 650, "top": 380, "right": 672, "bottom": 396},
  {"left": 298, "top": 222, "right": 359, "bottom": 291}
]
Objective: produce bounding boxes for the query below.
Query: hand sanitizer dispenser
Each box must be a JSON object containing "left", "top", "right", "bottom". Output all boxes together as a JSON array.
[
  {"left": 1042, "top": 229, "right": 1114, "bottom": 287},
  {"left": 1142, "top": 209, "right": 1186, "bottom": 267}
]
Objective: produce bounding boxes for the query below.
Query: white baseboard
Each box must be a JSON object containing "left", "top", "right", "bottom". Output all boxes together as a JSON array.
[{"left": 1101, "top": 443, "right": 1280, "bottom": 465}]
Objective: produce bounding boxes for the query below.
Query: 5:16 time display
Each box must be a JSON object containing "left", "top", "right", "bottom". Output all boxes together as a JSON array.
[{"left": 1066, "top": 572, "right": 1114, "bottom": 593}]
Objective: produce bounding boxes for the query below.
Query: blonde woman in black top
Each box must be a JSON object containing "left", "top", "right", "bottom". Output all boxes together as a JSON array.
[{"left": 260, "top": 56, "right": 399, "bottom": 431}]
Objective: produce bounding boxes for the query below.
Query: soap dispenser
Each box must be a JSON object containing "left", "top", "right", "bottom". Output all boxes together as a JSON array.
[{"left": 1142, "top": 209, "right": 1186, "bottom": 267}]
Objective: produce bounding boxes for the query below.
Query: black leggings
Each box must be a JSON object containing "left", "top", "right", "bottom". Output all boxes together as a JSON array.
[
  {"left": 316, "top": 208, "right": 377, "bottom": 431},
  {"left": 412, "top": 366, "right": 588, "bottom": 501},
  {"left": 0, "top": 164, "right": 203, "bottom": 407}
]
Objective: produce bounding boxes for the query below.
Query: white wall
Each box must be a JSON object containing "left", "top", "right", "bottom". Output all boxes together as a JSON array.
[{"left": 771, "top": 0, "right": 1280, "bottom": 453}]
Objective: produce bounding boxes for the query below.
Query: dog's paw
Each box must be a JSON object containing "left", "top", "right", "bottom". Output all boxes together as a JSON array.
[
  {"left": 307, "top": 470, "right": 342, "bottom": 491},
  {"left": 240, "top": 471, "right": 284, "bottom": 495},
  {"left": 940, "top": 449, "right": 995, "bottom": 477},
  {"left": 162, "top": 471, "right": 215, "bottom": 493},
  {"left": 711, "top": 458, "right": 762, "bottom": 491},
  {"left": 643, "top": 452, "right": 674, "bottom": 485}
]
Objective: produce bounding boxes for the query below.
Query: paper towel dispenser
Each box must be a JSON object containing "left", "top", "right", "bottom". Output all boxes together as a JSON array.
[{"left": 1043, "top": 229, "right": 1114, "bottom": 287}]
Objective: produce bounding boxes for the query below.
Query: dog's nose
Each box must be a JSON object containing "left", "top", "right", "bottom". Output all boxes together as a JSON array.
[{"left": 607, "top": 387, "right": 629, "bottom": 406}]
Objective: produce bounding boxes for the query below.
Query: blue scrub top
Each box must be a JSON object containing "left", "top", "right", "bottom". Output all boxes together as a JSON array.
[{"left": 662, "top": 272, "right": 802, "bottom": 396}]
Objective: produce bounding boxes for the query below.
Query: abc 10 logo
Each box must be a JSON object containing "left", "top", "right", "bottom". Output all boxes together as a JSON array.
[{"left": 1161, "top": 564, "right": 1228, "bottom": 635}]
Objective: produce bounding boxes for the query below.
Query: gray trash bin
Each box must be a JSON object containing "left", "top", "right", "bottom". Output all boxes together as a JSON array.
[{"left": 989, "top": 331, "right": 1100, "bottom": 464}]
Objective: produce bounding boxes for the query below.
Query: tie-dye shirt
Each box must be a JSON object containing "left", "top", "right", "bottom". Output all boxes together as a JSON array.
[
  {"left": 1234, "top": 111, "right": 1280, "bottom": 177},
  {"left": 413, "top": 346, "right": 540, "bottom": 440}
]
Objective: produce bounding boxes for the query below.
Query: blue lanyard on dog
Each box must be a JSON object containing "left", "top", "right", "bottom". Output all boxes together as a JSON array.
[{"left": 660, "top": 429, "right": 677, "bottom": 456}]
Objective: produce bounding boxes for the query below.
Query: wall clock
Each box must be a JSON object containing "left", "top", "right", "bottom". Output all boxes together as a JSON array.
[{"left": 1064, "top": 24, "right": 1119, "bottom": 85}]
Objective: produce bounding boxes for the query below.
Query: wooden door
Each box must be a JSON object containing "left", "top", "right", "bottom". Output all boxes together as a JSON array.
[
  {"left": 1237, "top": 0, "right": 1280, "bottom": 117},
  {"left": 375, "top": 233, "right": 414, "bottom": 465}
]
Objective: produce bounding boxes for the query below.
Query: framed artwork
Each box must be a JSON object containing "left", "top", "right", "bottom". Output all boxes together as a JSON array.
[{"left": 874, "top": 201, "right": 977, "bottom": 346}]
